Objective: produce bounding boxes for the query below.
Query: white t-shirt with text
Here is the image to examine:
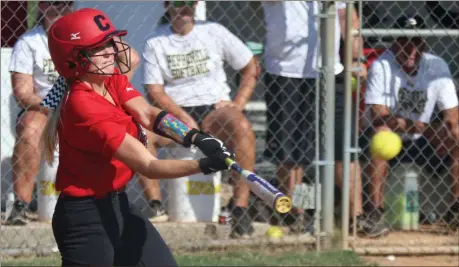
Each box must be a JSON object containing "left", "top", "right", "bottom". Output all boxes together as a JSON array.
[
  {"left": 8, "top": 25, "right": 59, "bottom": 99},
  {"left": 364, "top": 50, "right": 458, "bottom": 140},
  {"left": 262, "top": 1, "right": 346, "bottom": 79},
  {"left": 142, "top": 21, "right": 253, "bottom": 107}
]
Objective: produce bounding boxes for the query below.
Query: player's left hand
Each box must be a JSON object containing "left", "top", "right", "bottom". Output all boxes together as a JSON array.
[{"left": 192, "top": 131, "right": 234, "bottom": 159}]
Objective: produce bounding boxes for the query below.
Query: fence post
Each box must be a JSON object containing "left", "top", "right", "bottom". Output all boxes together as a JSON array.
[
  {"left": 341, "top": 0, "right": 356, "bottom": 251},
  {"left": 319, "top": 0, "right": 336, "bottom": 244}
]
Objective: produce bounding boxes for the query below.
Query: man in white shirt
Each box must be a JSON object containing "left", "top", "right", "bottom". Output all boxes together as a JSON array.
[
  {"left": 261, "top": 1, "right": 388, "bottom": 237},
  {"left": 363, "top": 15, "right": 459, "bottom": 229}
]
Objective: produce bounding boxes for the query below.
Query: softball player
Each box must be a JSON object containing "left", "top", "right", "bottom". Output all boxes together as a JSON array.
[{"left": 42, "top": 8, "right": 232, "bottom": 266}]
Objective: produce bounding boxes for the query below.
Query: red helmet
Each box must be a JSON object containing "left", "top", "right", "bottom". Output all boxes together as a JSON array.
[{"left": 48, "top": 8, "right": 130, "bottom": 79}]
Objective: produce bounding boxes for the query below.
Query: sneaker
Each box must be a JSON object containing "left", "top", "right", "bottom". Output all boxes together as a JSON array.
[
  {"left": 4, "top": 200, "right": 29, "bottom": 226},
  {"left": 354, "top": 214, "right": 389, "bottom": 238},
  {"left": 230, "top": 206, "right": 254, "bottom": 239},
  {"left": 282, "top": 209, "right": 315, "bottom": 235},
  {"left": 147, "top": 200, "right": 168, "bottom": 222},
  {"left": 361, "top": 208, "right": 389, "bottom": 238},
  {"left": 444, "top": 199, "right": 459, "bottom": 229}
]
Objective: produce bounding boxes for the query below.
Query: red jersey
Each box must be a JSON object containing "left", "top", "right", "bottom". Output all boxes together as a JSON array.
[{"left": 56, "top": 73, "right": 142, "bottom": 197}]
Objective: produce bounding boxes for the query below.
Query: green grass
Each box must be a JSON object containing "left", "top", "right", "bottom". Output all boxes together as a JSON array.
[{"left": 2, "top": 250, "right": 373, "bottom": 266}]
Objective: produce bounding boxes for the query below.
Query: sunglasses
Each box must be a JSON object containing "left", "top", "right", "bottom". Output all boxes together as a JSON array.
[{"left": 170, "top": 1, "right": 196, "bottom": 8}]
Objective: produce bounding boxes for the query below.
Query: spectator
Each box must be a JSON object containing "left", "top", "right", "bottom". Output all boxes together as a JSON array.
[
  {"left": 6, "top": 1, "right": 140, "bottom": 225},
  {"left": 142, "top": 1, "right": 258, "bottom": 238},
  {"left": 261, "top": 1, "right": 387, "bottom": 237},
  {"left": 363, "top": 15, "right": 459, "bottom": 229},
  {"left": 6, "top": 1, "right": 74, "bottom": 225}
]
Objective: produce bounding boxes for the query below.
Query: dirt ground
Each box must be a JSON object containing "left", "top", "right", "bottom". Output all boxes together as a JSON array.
[{"left": 363, "top": 255, "right": 459, "bottom": 266}]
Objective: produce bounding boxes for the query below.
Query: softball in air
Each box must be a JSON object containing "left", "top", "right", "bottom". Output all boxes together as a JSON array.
[{"left": 370, "top": 130, "right": 402, "bottom": 160}]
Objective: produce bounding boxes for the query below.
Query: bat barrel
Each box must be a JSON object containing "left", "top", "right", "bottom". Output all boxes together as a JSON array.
[
  {"left": 225, "top": 157, "right": 292, "bottom": 214},
  {"left": 274, "top": 195, "right": 292, "bottom": 214}
]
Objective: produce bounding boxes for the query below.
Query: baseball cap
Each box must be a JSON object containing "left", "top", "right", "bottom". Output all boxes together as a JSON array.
[
  {"left": 393, "top": 15, "right": 427, "bottom": 30},
  {"left": 379, "top": 15, "right": 427, "bottom": 43}
]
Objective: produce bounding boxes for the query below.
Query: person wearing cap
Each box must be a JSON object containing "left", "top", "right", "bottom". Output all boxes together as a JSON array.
[
  {"left": 6, "top": 1, "right": 141, "bottom": 225},
  {"left": 142, "top": 1, "right": 258, "bottom": 238},
  {"left": 261, "top": 1, "right": 389, "bottom": 237},
  {"left": 363, "top": 15, "right": 459, "bottom": 228}
]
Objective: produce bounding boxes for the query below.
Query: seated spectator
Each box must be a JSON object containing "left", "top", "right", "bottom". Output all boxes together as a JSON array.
[
  {"left": 261, "top": 1, "right": 388, "bottom": 237},
  {"left": 6, "top": 1, "right": 75, "bottom": 225},
  {"left": 142, "top": 1, "right": 258, "bottom": 238},
  {"left": 362, "top": 15, "right": 459, "bottom": 229},
  {"left": 6, "top": 1, "right": 144, "bottom": 225}
]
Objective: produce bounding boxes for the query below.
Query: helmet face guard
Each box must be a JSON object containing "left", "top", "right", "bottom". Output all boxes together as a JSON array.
[{"left": 73, "top": 37, "right": 131, "bottom": 76}]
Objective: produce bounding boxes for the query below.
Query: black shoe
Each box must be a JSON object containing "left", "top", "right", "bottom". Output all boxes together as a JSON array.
[
  {"left": 146, "top": 200, "right": 168, "bottom": 222},
  {"left": 444, "top": 199, "right": 459, "bottom": 229},
  {"left": 282, "top": 209, "right": 315, "bottom": 235},
  {"left": 354, "top": 213, "right": 389, "bottom": 238},
  {"left": 4, "top": 200, "right": 29, "bottom": 226},
  {"left": 363, "top": 208, "right": 389, "bottom": 237},
  {"left": 230, "top": 206, "right": 254, "bottom": 239}
]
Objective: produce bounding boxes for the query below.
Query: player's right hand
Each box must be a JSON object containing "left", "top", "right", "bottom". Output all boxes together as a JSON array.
[{"left": 198, "top": 150, "right": 234, "bottom": 175}]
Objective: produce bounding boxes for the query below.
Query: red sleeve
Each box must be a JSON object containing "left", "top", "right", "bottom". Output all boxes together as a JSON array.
[
  {"left": 112, "top": 74, "right": 142, "bottom": 105},
  {"left": 64, "top": 91, "right": 128, "bottom": 158},
  {"left": 86, "top": 121, "right": 127, "bottom": 158}
]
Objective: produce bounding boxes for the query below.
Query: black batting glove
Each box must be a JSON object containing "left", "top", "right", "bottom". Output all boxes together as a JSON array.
[
  {"left": 191, "top": 130, "right": 232, "bottom": 157},
  {"left": 198, "top": 150, "right": 235, "bottom": 175}
]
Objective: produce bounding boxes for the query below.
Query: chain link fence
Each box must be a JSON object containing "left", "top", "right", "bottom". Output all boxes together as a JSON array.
[
  {"left": 351, "top": 0, "right": 459, "bottom": 255},
  {"left": 1, "top": 0, "right": 459, "bottom": 259}
]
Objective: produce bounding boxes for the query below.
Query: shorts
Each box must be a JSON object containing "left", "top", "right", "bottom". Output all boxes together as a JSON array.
[
  {"left": 263, "top": 72, "right": 357, "bottom": 165},
  {"left": 181, "top": 104, "right": 215, "bottom": 126}
]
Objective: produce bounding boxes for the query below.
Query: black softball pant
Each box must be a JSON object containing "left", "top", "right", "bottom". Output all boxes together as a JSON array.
[{"left": 52, "top": 191, "right": 177, "bottom": 267}]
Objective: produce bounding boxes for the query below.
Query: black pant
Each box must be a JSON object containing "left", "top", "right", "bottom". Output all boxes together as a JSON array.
[{"left": 52, "top": 192, "right": 177, "bottom": 266}]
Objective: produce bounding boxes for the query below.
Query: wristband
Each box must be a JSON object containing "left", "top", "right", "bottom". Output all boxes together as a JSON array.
[
  {"left": 352, "top": 56, "right": 367, "bottom": 64},
  {"left": 153, "top": 111, "right": 195, "bottom": 146}
]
